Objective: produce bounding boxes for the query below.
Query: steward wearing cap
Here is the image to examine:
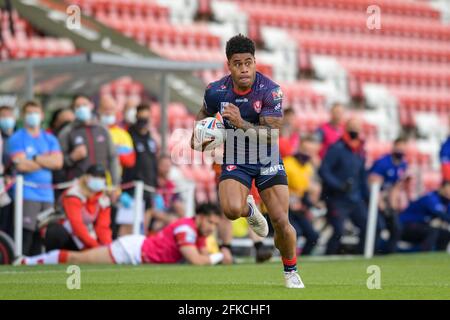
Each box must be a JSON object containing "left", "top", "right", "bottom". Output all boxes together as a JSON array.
[{"left": 44, "top": 164, "right": 112, "bottom": 251}]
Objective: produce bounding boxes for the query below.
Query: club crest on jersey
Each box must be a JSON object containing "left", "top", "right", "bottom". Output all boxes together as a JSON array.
[
  {"left": 253, "top": 100, "right": 262, "bottom": 113},
  {"left": 271, "top": 88, "right": 283, "bottom": 101},
  {"left": 226, "top": 165, "right": 237, "bottom": 172}
]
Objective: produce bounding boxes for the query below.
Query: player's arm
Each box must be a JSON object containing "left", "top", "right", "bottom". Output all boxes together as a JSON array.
[
  {"left": 243, "top": 115, "right": 283, "bottom": 143},
  {"left": 179, "top": 245, "right": 224, "bottom": 265},
  {"left": 222, "top": 104, "right": 282, "bottom": 143}
]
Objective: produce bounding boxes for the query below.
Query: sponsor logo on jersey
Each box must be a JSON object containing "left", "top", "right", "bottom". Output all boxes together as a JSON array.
[
  {"left": 253, "top": 100, "right": 262, "bottom": 113},
  {"left": 226, "top": 165, "right": 237, "bottom": 172},
  {"left": 235, "top": 98, "right": 248, "bottom": 103},
  {"left": 260, "top": 164, "right": 285, "bottom": 175},
  {"left": 271, "top": 88, "right": 283, "bottom": 101},
  {"left": 220, "top": 102, "right": 229, "bottom": 114},
  {"left": 274, "top": 103, "right": 281, "bottom": 111}
]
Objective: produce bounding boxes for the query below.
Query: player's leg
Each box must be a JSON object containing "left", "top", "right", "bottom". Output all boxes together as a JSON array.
[
  {"left": 259, "top": 185, "right": 296, "bottom": 263},
  {"left": 18, "top": 246, "right": 114, "bottom": 265},
  {"left": 218, "top": 215, "right": 233, "bottom": 244},
  {"left": 68, "top": 247, "right": 114, "bottom": 264},
  {"left": 259, "top": 184, "right": 304, "bottom": 288},
  {"left": 218, "top": 179, "right": 250, "bottom": 220},
  {"left": 219, "top": 177, "right": 269, "bottom": 237}
]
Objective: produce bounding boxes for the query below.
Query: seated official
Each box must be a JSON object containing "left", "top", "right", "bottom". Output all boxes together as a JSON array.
[
  {"left": 399, "top": 180, "right": 450, "bottom": 252},
  {"left": 44, "top": 164, "right": 112, "bottom": 251}
]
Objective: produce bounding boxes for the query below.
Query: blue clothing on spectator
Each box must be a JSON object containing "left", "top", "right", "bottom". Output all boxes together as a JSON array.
[
  {"left": 440, "top": 137, "right": 450, "bottom": 164},
  {"left": 319, "top": 139, "right": 369, "bottom": 203},
  {"left": 399, "top": 191, "right": 450, "bottom": 225},
  {"left": 369, "top": 154, "right": 408, "bottom": 189},
  {"left": 7, "top": 128, "right": 61, "bottom": 203}
]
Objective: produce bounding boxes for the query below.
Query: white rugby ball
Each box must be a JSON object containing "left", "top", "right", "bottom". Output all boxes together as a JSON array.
[{"left": 194, "top": 117, "right": 226, "bottom": 151}]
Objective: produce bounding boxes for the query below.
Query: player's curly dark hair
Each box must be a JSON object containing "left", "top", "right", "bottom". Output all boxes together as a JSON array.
[{"left": 225, "top": 34, "right": 255, "bottom": 60}]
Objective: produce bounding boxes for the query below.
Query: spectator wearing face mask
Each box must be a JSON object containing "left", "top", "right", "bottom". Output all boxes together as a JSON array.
[
  {"left": 48, "top": 107, "right": 76, "bottom": 201},
  {"left": 48, "top": 108, "right": 75, "bottom": 137},
  {"left": 44, "top": 164, "right": 112, "bottom": 251},
  {"left": 57, "top": 94, "right": 120, "bottom": 187},
  {"left": 315, "top": 103, "right": 346, "bottom": 160},
  {"left": 319, "top": 117, "right": 370, "bottom": 255},
  {"left": 98, "top": 95, "right": 135, "bottom": 171},
  {"left": 7, "top": 100, "right": 63, "bottom": 255},
  {"left": 121, "top": 97, "right": 139, "bottom": 130},
  {"left": 118, "top": 103, "right": 158, "bottom": 235},
  {"left": 0, "top": 105, "right": 16, "bottom": 147},
  {"left": 368, "top": 137, "right": 409, "bottom": 254},
  {"left": 0, "top": 105, "right": 16, "bottom": 237}
]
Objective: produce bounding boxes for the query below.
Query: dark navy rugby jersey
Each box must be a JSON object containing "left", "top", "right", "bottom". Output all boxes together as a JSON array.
[
  {"left": 369, "top": 154, "right": 408, "bottom": 190},
  {"left": 203, "top": 72, "right": 283, "bottom": 165}
]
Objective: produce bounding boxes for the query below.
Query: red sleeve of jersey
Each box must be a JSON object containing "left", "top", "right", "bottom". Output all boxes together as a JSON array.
[
  {"left": 63, "top": 196, "right": 99, "bottom": 248},
  {"left": 119, "top": 151, "right": 136, "bottom": 168},
  {"left": 174, "top": 225, "right": 197, "bottom": 247},
  {"left": 94, "top": 206, "right": 112, "bottom": 245},
  {"left": 442, "top": 163, "right": 450, "bottom": 181}
]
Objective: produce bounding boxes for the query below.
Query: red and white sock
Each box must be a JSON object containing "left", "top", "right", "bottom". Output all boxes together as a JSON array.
[{"left": 22, "top": 250, "right": 69, "bottom": 265}]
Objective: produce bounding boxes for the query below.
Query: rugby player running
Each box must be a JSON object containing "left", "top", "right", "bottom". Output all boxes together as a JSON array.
[{"left": 191, "top": 34, "right": 304, "bottom": 288}]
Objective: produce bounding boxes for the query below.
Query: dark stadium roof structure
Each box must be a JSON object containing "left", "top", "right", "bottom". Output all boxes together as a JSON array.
[
  {"left": 0, "top": 52, "right": 223, "bottom": 151},
  {"left": 0, "top": 52, "right": 222, "bottom": 98}
]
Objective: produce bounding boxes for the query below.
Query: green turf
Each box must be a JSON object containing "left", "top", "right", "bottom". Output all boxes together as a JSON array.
[{"left": 0, "top": 253, "right": 449, "bottom": 299}]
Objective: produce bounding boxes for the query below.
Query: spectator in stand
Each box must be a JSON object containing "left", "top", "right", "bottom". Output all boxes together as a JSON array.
[
  {"left": 0, "top": 105, "right": 16, "bottom": 173},
  {"left": 368, "top": 137, "right": 410, "bottom": 254},
  {"left": 315, "top": 103, "right": 345, "bottom": 159},
  {"left": 118, "top": 103, "right": 158, "bottom": 235},
  {"left": 0, "top": 105, "right": 16, "bottom": 143},
  {"left": 0, "top": 104, "right": 16, "bottom": 237},
  {"left": 48, "top": 107, "right": 75, "bottom": 137},
  {"left": 283, "top": 135, "right": 320, "bottom": 255},
  {"left": 44, "top": 164, "right": 112, "bottom": 251},
  {"left": 98, "top": 95, "right": 136, "bottom": 237},
  {"left": 57, "top": 94, "right": 120, "bottom": 187},
  {"left": 440, "top": 114, "right": 450, "bottom": 181},
  {"left": 149, "top": 154, "right": 185, "bottom": 232},
  {"left": 121, "top": 97, "right": 140, "bottom": 130},
  {"left": 8, "top": 100, "right": 63, "bottom": 255},
  {"left": 98, "top": 95, "right": 136, "bottom": 171},
  {"left": 48, "top": 107, "right": 76, "bottom": 201},
  {"left": 319, "top": 117, "right": 369, "bottom": 255},
  {"left": 399, "top": 180, "right": 450, "bottom": 252},
  {"left": 279, "top": 108, "right": 300, "bottom": 158}
]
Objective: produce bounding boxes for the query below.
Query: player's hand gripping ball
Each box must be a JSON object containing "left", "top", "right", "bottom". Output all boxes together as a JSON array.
[{"left": 194, "top": 117, "right": 226, "bottom": 151}]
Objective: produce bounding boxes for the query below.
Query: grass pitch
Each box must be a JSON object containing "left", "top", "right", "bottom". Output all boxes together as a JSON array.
[{"left": 0, "top": 253, "right": 449, "bottom": 299}]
